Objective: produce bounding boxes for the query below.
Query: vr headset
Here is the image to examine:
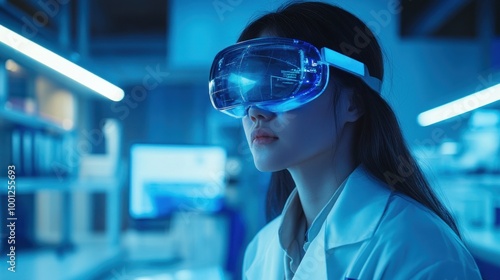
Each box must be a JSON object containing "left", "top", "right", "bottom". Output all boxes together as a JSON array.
[{"left": 209, "top": 37, "right": 382, "bottom": 118}]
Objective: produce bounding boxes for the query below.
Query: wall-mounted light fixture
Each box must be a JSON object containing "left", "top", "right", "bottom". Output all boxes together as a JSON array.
[
  {"left": 0, "top": 25, "right": 124, "bottom": 102},
  {"left": 417, "top": 83, "right": 500, "bottom": 126}
]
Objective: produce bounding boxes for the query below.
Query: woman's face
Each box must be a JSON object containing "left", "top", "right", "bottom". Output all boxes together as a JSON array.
[{"left": 242, "top": 83, "right": 347, "bottom": 172}]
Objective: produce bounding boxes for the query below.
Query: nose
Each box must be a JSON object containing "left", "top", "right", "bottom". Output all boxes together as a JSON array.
[{"left": 247, "top": 106, "right": 275, "bottom": 122}]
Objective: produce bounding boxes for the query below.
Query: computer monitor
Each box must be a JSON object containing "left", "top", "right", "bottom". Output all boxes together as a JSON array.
[{"left": 130, "top": 144, "right": 227, "bottom": 219}]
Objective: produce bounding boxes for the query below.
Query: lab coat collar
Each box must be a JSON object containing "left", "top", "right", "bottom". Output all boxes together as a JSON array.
[
  {"left": 323, "top": 165, "right": 392, "bottom": 249},
  {"left": 290, "top": 165, "right": 392, "bottom": 279},
  {"left": 244, "top": 165, "right": 393, "bottom": 280}
]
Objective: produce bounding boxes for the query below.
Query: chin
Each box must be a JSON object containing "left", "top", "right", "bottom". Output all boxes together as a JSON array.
[{"left": 253, "top": 159, "right": 285, "bottom": 172}]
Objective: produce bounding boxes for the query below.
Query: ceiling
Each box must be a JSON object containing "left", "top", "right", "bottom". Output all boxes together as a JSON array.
[
  {"left": 2, "top": 0, "right": 499, "bottom": 52},
  {"left": 1, "top": 0, "right": 499, "bottom": 86},
  {"left": 2, "top": 0, "right": 168, "bottom": 56},
  {"left": 400, "top": 0, "right": 500, "bottom": 37},
  {"left": 88, "top": 0, "right": 167, "bottom": 37},
  {"left": 0, "top": 0, "right": 500, "bottom": 38},
  {"left": 4, "top": 0, "right": 168, "bottom": 35}
]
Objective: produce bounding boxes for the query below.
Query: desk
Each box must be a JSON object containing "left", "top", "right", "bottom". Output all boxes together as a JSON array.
[{"left": 0, "top": 238, "right": 124, "bottom": 280}]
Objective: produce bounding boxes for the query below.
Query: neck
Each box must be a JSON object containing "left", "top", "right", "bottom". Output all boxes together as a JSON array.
[{"left": 288, "top": 124, "right": 357, "bottom": 227}]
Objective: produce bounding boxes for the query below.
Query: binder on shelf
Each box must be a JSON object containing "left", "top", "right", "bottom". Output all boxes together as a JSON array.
[
  {"left": 22, "top": 129, "right": 34, "bottom": 177},
  {"left": 11, "top": 128, "right": 22, "bottom": 176},
  {"left": 41, "top": 132, "right": 53, "bottom": 177},
  {"left": 0, "top": 127, "right": 12, "bottom": 169},
  {"left": 51, "top": 134, "right": 70, "bottom": 179},
  {"left": 33, "top": 130, "right": 44, "bottom": 176}
]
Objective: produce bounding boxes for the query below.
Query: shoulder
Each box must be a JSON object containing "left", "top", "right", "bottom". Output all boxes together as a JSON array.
[
  {"left": 371, "top": 192, "right": 481, "bottom": 278},
  {"left": 377, "top": 192, "right": 463, "bottom": 252},
  {"left": 379, "top": 192, "right": 458, "bottom": 242}
]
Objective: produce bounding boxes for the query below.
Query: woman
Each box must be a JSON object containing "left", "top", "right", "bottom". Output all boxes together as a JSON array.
[{"left": 208, "top": 1, "right": 482, "bottom": 279}]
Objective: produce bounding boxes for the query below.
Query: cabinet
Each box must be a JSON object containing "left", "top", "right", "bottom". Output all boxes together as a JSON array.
[{"left": 0, "top": 39, "right": 124, "bottom": 279}]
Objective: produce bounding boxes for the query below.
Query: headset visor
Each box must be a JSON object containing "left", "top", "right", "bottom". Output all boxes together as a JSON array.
[
  {"left": 209, "top": 37, "right": 382, "bottom": 118},
  {"left": 209, "top": 38, "right": 329, "bottom": 118}
]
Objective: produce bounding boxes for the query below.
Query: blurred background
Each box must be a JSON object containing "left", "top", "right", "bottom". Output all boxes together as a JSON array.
[{"left": 0, "top": 0, "right": 499, "bottom": 279}]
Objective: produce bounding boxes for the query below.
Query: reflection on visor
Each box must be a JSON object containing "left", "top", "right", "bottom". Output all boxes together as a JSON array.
[
  {"left": 229, "top": 51, "right": 303, "bottom": 94},
  {"left": 228, "top": 73, "right": 257, "bottom": 96}
]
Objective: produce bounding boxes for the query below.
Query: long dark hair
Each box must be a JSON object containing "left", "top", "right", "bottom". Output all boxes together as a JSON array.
[{"left": 238, "top": 1, "right": 461, "bottom": 237}]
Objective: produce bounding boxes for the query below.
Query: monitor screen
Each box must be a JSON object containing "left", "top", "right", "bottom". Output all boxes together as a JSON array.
[{"left": 130, "top": 144, "right": 227, "bottom": 219}]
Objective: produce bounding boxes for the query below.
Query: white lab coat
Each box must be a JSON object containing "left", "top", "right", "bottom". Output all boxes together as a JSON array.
[{"left": 243, "top": 166, "right": 482, "bottom": 279}]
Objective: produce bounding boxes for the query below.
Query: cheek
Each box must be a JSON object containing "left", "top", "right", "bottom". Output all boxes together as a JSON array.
[
  {"left": 242, "top": 117, "right": 252, "bottom": 142},
  {"left": 280, "top": 98, "right": 337, "bottom": 152},
  {"left": 285, "top": 114, "right": 336, "bottom": 147}
]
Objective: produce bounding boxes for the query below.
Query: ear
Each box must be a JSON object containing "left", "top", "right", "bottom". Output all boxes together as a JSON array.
[{"left": 341, "top": 89, "right": 365, "bottom": 123}]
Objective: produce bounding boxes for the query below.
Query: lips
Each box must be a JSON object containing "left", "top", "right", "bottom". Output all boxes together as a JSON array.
[{"left": 251, "top": 128, "right": 278, "bottom": 144}]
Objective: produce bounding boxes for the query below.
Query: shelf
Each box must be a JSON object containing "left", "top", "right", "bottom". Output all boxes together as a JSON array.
[
  {"left": 0, "top": 107, "right": 72, "bottom": 134},
  {"left": 0, "top": 175, "right": 124, "bottom": 194}
]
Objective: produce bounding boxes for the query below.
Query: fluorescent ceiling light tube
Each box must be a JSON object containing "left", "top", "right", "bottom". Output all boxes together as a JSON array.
[
  {"left": 417, "top": 83, "right": 500, "bottom": 126},
  {"left": 0, "top": 25, "right": 124, "bottom": 102}
]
